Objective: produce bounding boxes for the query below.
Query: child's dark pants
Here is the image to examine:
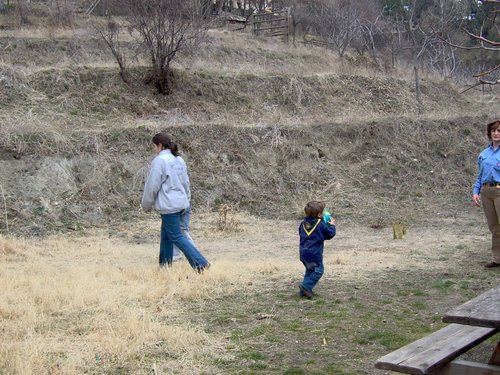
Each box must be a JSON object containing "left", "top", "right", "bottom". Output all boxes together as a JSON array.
[{"left": 301, "top": 261, "right": 324, "bottom": 292}]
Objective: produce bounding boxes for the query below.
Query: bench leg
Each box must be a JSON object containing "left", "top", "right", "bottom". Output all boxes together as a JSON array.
[
  {"left": 437, "top": 359, "right": 500, "bottom": 375},
  {"left": 490, "top": 342, "right": 500, "bottom": 366}
]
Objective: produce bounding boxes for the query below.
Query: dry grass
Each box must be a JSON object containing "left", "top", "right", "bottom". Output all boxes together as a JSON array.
[
  {"left": 1, "top": 211, "right": 497, "bottom": 374},
  {"left": 0, "top": 228, "right": 234, "bottom": 374},
  {"left": 0, "top": 211, "right": 299, "bottom": 374}
]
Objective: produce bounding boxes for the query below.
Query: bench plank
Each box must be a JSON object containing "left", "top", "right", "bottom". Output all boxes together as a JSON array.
[
  {"left": 374, "top": 324, "right": 497, "bottom": 375},
  {"left": 443, "top": 285, "right": 500, "bottom": 329}
]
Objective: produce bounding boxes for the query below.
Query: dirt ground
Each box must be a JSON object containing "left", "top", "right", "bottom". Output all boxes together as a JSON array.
[
  {"left": 90, "top": 210, "right": 500, "bottom": 374},
  {"left": 1, "top": 205, "right": 499, "bottom": 374},
  {"left": 124, "top": 210, "right": 500, "bottom": 374},
  {"left": 123, "top": 209, "right": 497, "bottom": 283}
]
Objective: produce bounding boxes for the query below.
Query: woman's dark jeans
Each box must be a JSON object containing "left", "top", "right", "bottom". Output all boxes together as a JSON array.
[{"left": 160, "top": 212, "right": 209, "bottom": 269}]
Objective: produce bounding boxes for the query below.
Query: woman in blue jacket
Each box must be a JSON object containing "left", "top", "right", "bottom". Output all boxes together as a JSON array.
[
  {"left": 472, "top": 119, "right": 500, "bottom": 268},
  {"left": 298, "top": 201, "right": 336, "bottom": 298},
  {"left": 142, "top": 132, "right": 210, "bottom": 272}
]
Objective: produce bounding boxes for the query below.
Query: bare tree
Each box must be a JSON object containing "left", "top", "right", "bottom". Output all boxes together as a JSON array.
[
  {"left": 17, "top": 0, "right": 30, "bottom": 25},
  {"left": 48, "top": 0, "right": 74, "bottom": 26},
  {"left": 283, "top": 0, "right": 315, "bottom": 46},
  {"left": 425, "top": 39, "right": 459, "bottom": 78},
  {"left": 421, "top": 0, "right": 469, "bottom": 79},
  {"left": 95, "top": 18, "right": 130, "bottom": 84},
  {"left": 405, "top": 2, "right": 429, "bottom": 113},
  {"left": 126, "top": 0, "right": 209, "bottom": 94},
  {"left": 357, "top": 15, "right": 388, "bottom": 69},
  {"left": 384, "top": 0, "right": 465, "bottom": 113},
  {"left": 433, "top": 0, "right": 499, "bottom": 87},
  {"left": 314, "top": 0, "right": 361, "bottom": 57},
  {"left": 348, "top": 2, "right": 389, "bottom": 68},
  {"left": 211, "top": 0, "right": 269, "bottom": 16},
  {"left": 464, "top": 0, "right": 499, "bottom": 85}
]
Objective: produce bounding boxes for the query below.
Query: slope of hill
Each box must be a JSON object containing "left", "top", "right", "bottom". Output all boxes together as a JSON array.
[{"left": 0, "top": 24, "right": 497, "bottom": 235}]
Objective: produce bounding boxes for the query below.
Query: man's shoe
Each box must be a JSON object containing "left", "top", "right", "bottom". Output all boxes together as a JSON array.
[
  {"left": 484, "top": 261, "right": 500, "bottom": 268},
  {"left": 299, "top": 284, "right": 313, "bottom": 298}
]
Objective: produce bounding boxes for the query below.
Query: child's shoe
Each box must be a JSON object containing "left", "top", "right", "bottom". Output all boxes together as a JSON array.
[{"left": 299, "top": 284, "right": 313, "bottom": 298}]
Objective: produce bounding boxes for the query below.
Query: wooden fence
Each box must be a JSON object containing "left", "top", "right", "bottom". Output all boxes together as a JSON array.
[{"left": 253, "top": 10, "right": 289, "bottom": 42}]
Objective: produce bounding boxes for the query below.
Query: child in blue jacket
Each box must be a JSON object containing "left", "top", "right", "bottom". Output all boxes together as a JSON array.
[{"left": 298, "top": 201, "right": 336, "bottom": 298}]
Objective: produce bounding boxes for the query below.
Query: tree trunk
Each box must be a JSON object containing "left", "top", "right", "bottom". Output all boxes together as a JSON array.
[
  {"left": 0, "top": 0, "right": 5, "bottom": 14},
  {"left": 414, "top": 65, "right": 423, "bottom": 114},
  {"left": 413, "top": 51, "right": 423, "bottom": 114}
]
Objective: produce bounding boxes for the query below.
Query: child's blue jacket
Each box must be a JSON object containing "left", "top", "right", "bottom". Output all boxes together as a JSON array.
[{"left": 299, "top": 217, "right": 336, "bottom": 263}]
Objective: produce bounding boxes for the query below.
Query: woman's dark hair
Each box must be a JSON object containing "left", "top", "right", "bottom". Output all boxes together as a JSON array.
[
  {"left": 170, "top": 142, "right": 180, "bottom": 157},
  {"left": 486, "top": 119, "right": 500, "bottom": 140},
  {"left": 304, "top": 201, "right": 325, "bottom": 218},
  {"left": 151, "top": 132, "right": 180, "bottom": 156}
]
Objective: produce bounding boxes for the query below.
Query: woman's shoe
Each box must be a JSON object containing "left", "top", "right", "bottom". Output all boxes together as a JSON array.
[{"left": 196, "top": 263, "right": 211, "bottom": 273}]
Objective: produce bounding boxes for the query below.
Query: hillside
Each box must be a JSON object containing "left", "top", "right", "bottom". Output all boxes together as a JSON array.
[{"left": 0, "top": 24, "right": 498, "bottom": 236}]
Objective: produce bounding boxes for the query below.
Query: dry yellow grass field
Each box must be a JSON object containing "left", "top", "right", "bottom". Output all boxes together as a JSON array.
[{"left": 1, "top": 210, "right": 498, "bottom": 374}]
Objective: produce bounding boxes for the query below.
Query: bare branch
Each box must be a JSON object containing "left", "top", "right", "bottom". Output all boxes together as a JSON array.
[
  {"left": 460, "top": 81, "right": 483, "bottom": 94},
  {"left": 473, "top": 64, "right": 500, "bottom": 77},
  {"left": 432, "top": 0, "right": 500, "bottom": 85},
  {"left": 434, "top": 32, "right": 485, "bottom": 50},
  {"left": 464, "top": 29, "right": 500, "bottom": 47},
  {"left": 479, "top": 78, "right": 500, "bottom": 85},
  {"left": 95, "top": 19, "right": 130, "bottom": 84}
]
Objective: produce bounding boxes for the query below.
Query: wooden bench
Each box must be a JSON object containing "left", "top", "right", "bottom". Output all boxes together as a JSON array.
[{"left": 374, "top": 323, "right": 498, "bottom": 375}]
